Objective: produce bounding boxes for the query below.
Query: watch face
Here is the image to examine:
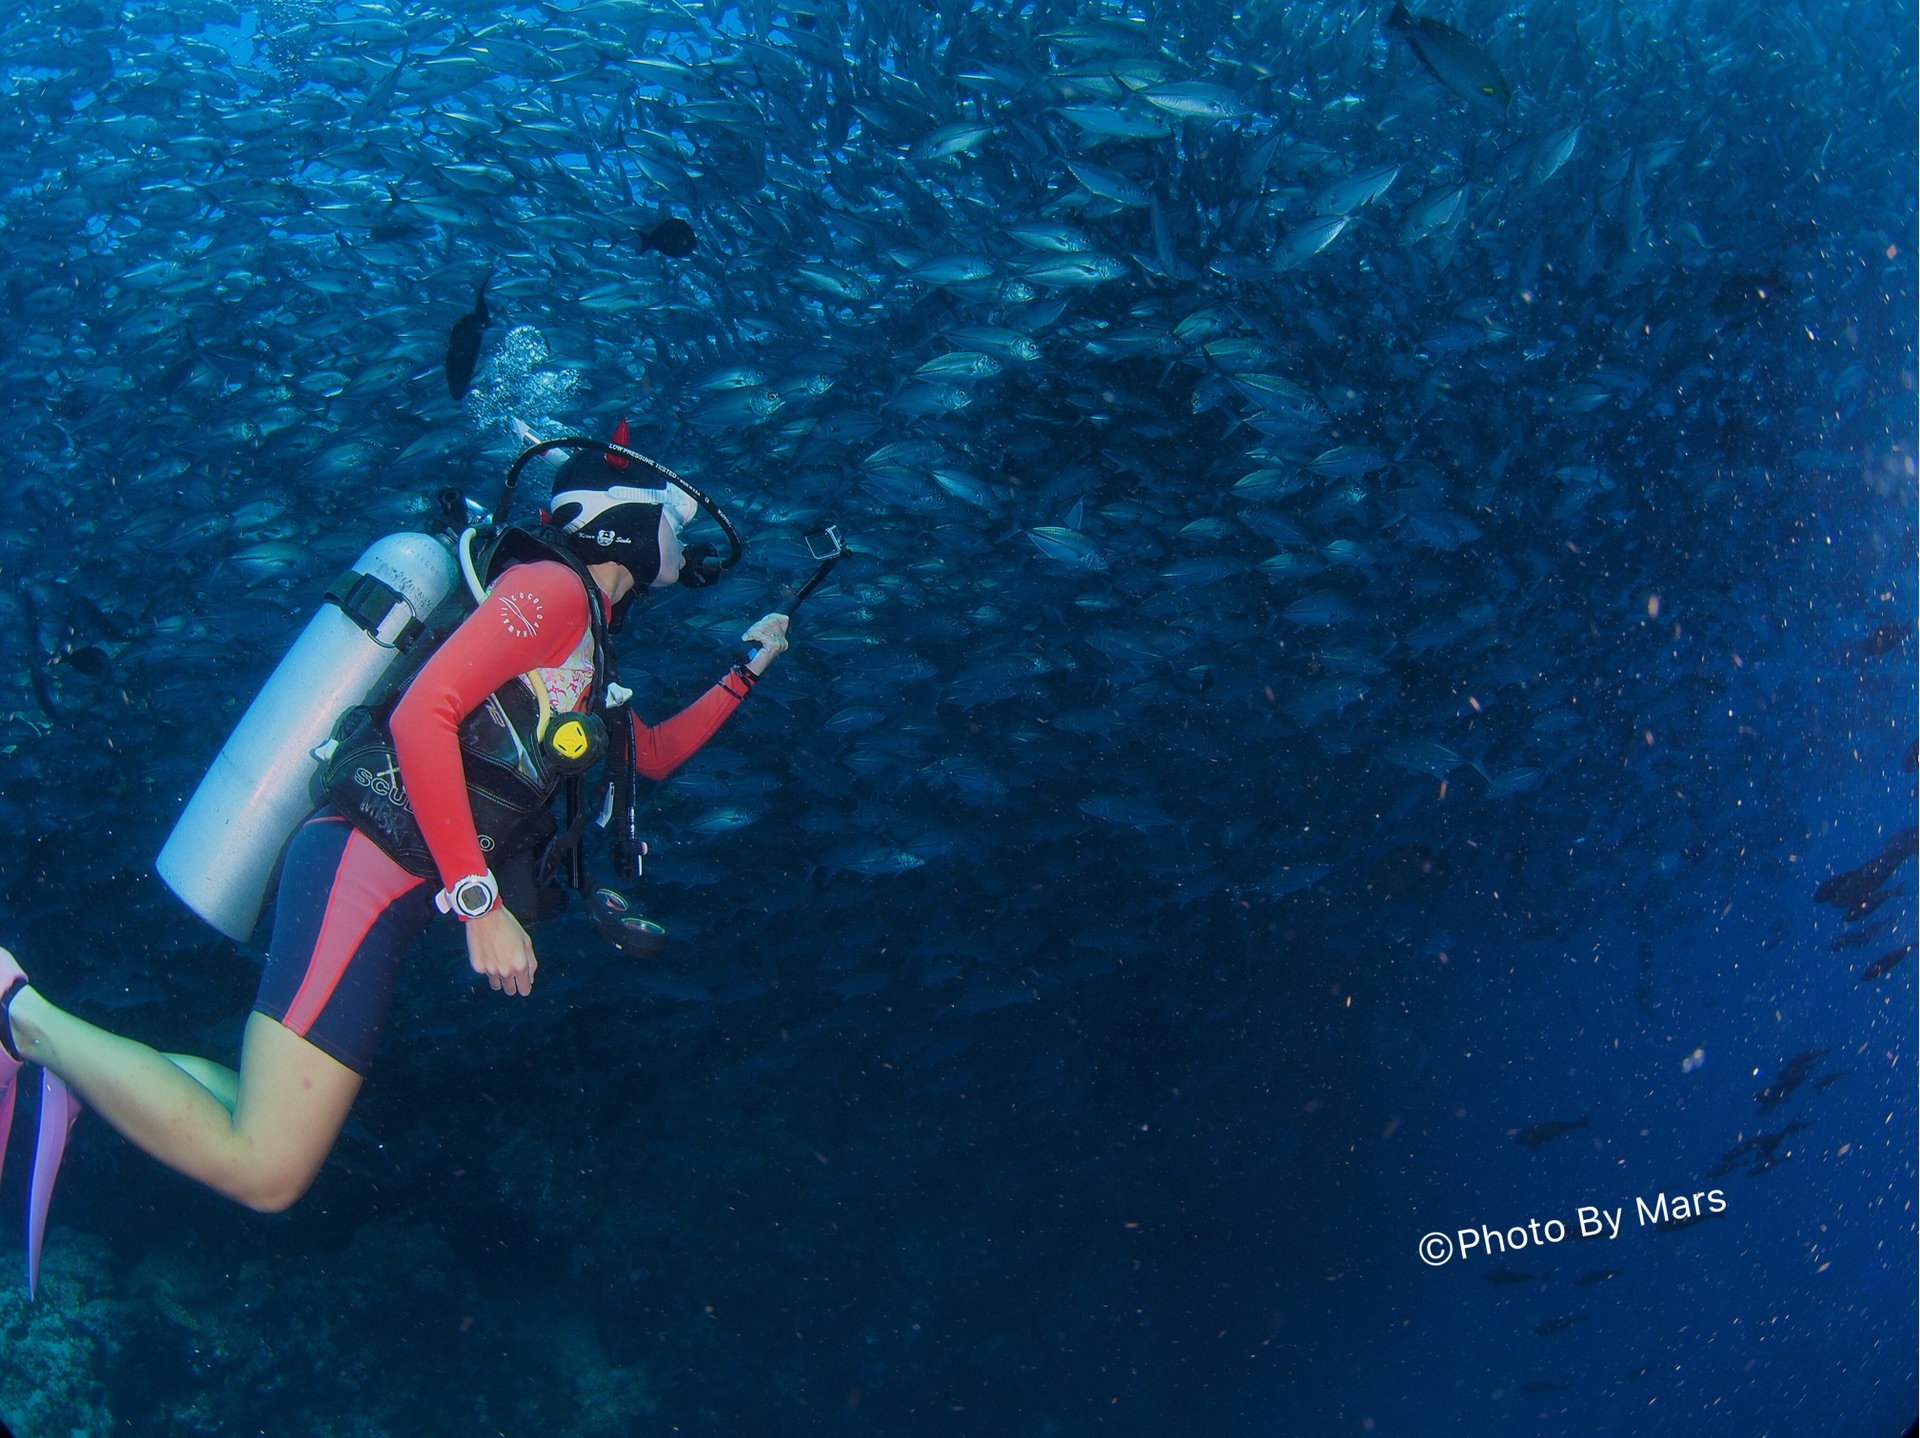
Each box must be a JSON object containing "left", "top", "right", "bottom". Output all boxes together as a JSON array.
[{"left": 454, "top": 877, "right": 494, "bottom": 916}]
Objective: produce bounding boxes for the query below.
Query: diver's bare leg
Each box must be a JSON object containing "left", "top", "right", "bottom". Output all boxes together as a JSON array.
[{"left": 6, "top": 991, "right": 359, "bottom": 1212}]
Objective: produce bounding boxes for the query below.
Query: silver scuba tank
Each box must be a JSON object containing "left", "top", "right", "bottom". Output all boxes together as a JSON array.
[{"left": 156, "top": 531, "right": 460, "bottom": 941}]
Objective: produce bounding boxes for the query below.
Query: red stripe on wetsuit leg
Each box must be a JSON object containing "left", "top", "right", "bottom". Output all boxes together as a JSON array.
[{"left": 282, "top": 830, "right": 424, "bottom": 1038}]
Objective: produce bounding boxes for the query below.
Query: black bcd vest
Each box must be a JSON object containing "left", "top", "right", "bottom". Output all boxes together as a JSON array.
[{"left": 315, "top": 526, "right": 615, "bottom": 922}]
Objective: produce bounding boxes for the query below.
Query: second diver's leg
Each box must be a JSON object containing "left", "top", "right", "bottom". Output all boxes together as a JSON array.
[{"left": 6, "top": 992, "right": 360, "bottom": 1212}]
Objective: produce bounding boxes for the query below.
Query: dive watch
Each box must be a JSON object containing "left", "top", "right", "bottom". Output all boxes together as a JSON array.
[{"left": 435, "top": 870, "right": 500, "bottom": 920}]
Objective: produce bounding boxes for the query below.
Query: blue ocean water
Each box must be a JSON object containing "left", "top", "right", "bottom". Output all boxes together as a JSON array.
[{"left": 0, "top": 0, "right": 1913, "bottom": 1434}]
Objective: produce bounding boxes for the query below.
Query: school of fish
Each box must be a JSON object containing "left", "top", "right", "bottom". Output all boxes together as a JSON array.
[{"left": 0, "top": 0, "right": 1911, "bottom": 1431}]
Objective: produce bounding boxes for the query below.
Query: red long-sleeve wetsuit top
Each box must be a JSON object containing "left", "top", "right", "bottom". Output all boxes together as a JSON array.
[{"left": 389, "top": 559, "right": 751, "bottom": 892}]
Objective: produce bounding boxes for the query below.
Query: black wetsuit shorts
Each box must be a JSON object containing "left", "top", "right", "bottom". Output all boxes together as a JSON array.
[{"left": 252, "top": 811, "right": 434, "bottom": 1076}]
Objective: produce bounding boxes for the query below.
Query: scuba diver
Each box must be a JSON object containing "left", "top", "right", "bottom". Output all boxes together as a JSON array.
[{"left": 0, "top": 425, "right": 789, "bottom": 1271}]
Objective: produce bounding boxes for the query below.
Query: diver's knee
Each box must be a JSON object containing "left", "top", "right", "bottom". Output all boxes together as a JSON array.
[
  {"left": 238, "top": 1180, "right": 305, "bottom": 1215},
  {"left": 232, "top": 1163, "right": 319, "bottom": 1214}
]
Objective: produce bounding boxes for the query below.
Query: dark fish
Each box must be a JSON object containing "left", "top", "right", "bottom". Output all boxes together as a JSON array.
[
  {"left": 1515, "top": 1115, "right": 1589, "bottom": 1149},
  {"left": 1860, "top": 945, "right": 1912, "bottom": 982},
  {"left": 1533, "top": 1312, "right": 1589, "bottom": 1336},
  {"left": 1483, "top": 1267, "right": 1543, "bottom": 1286},
  {"left": 1857, "top": 620, "right": 1913, "bottom": 659},
  {"left": 1830, "top": 919, "right": 1889, "bottom": 952},
  {"left": 1386, "top": 2, "right": 1511, "bottom": 113},
  {"left": 1903, "top": 739, "right": 1917, "bottom": 773},
  {"left": 1755, "top": 1050, "right": 1828, "bottom": 1110},
  {"left": 642, "top": 218, "right": 697, "bottom": 258},
  {"left": 1844, "top": 887, "right": 1902, "bottom": 920},
  {"left": 444, "top": 277, "right": 491, "bottom": 401},
  {"left": 1709, "top": 1120, "right": 1810, "bottom": 1178},
  {"left": 62, "top": 644, "right": 109, "bottom": 678},
  {"left": 1813, "top": 828, "right": 1918, "bottom": 918},
  {"left": 1573, "top": 1268, "right": 1624, "bottom": 1286},
  {"left": 1809, "top": 1071, "right": 1852, "bottom": 1090}
]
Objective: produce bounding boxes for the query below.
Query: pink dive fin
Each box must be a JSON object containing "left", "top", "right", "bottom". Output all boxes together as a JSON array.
[
  {"left": 0, "top": 1056, "right": 15, "bottom": 1195},
  {"left": 0, "top": 960, "right": 21, "bottom": 1194},
  {"left": 26, "top": 1071, "right": 80, "bottom": 1300}
]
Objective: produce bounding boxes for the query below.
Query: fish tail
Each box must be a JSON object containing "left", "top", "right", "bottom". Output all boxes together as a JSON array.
[{"left": 1387, "top": 2, "right": 1412, "bottom": 30}]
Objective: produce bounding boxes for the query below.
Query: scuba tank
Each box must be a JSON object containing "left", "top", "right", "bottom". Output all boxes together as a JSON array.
[{"left": 156, "top": 532, "right": 459, "bottom": 941}]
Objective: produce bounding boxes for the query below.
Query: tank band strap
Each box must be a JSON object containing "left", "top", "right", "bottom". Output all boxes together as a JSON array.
[{"left": 324, "top": 569, "right": 427, "bottom": 651}]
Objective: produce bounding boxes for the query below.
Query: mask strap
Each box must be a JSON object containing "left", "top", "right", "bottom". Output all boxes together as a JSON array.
[{"left": 500, "top": 438, "right": 743, "bottom": 574}]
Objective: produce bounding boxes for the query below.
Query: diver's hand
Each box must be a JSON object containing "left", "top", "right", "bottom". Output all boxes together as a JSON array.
[
  {"left": 743, "top": 613, "right": 790, "bottom": 675},
  {"left": 465, "top": 906, "right": 537, "bottom": 997}
]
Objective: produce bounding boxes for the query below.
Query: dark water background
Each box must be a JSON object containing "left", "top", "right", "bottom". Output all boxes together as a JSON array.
[{"left": 0, "top": 0, "right": 1914, "bottom": 1433}]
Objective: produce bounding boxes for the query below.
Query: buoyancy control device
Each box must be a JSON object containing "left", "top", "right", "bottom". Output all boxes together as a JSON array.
[
  {"left": 312, "top": 523, "right": 614, "bottom": 923},
  {"left": 155, "top": 531, "right": 460, "bottom": 940}
]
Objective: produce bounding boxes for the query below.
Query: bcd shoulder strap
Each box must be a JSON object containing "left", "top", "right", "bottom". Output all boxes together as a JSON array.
[
  {"left": 477, "top": 526, "right": 621, "bottom": 899},
  {"left": 477, "top": 524, "right": 615, "bottom": 716}
]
